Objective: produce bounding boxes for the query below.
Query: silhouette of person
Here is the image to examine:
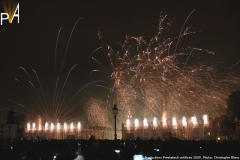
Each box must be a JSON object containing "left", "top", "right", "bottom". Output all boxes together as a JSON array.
[{"left": 6, "top": 109, "right": 16, "bottom": 124}]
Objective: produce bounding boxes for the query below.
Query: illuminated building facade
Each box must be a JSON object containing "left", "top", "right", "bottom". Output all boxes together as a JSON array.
[
  {"left": 24, "top": 122, "right": 122, "bottom": 140},
  {"left": 122, "top": 115, "right": 215, "bottom": 140}
]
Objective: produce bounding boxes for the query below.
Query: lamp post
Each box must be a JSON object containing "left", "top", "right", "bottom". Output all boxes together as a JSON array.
[{"left": 112, "top": 104, "right": 118, "bottom": 140}]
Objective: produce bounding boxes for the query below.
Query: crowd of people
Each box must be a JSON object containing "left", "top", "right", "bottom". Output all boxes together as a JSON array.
[{"left": 0, "top": 137, "right": 239, "bottom": 160}]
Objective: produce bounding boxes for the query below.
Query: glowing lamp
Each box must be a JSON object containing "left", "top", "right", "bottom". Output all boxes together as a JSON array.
[
  {"left": 163, "top": 117, "right": 167, "bottom": 126},
  {"left": 27, "top": 123, "right": 31, "bottom": 131},
  {"left": 182, "top": 117, "right": 187, "bottom": 126},
  {"left": 172, "top": 117, "right": 177, "bottom": 126},
  {"left": 77, "top": 122, "right": 81, "bottom": 130},
  {"left": 191, "top": 116, "right": 198, "bottom": 125},
  {"left": 153, "top": 117, "right": 157, "bottom": 126},
  {"left": 203, "top": 114, "right": 208, "bottom": 125},
  {"left": 143, "top": 118, "right": 148, "bottom": 127},
  {"left": 126, "top": 119, "right": 130, "bottom": 127},
  {"left": 135, "top": 119, "right": 139, "bottom": 127}
]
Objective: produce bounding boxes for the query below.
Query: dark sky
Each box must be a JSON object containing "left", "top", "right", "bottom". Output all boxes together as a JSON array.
[{"left": 0, "top": 0, "right": 240, "bottom": 123}]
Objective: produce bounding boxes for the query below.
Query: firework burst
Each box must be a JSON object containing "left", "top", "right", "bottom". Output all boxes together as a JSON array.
[
  {"left": 84, "top": 98, "right": 112, "bottom": 128},
  {"left": 91, "top": 11, "right": 240, "bottom": 121}
]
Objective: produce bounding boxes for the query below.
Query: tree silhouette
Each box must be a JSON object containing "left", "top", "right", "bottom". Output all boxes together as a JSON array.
[
  {"left": 226, "top": 90, "right": 240, "bottom": 120},
  {"left": 214, "top": 115, "right": 235, "bottom": 139}
]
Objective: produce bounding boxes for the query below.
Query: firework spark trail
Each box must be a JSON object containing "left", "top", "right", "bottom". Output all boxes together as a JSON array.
[
  {"left": 56, "top": 64, "right": 78, "bottom": 117},
  {"left": 120, "top": 80, "right": 138, "bottom": 97},
  {"left": 12, "top": 18, "right": 90, "bottom": 124},
  {"left": 108, "top": 46, "right": 118, "bottom": 58},
  {"left": 16, "top": 110, "right": 36, "bottom": 118},
  {"left": 116, "top": 42, "right": 126, "bottom": 51},
  {"left": 0, "top": 108, "right": 10, "bottom": 111},
  {"left": 175, "top": 9, "right": 196, "bottom": 54},
  {"left": 60, "top": 18, "right": 81, "bottom": 78},
  {"left": 0, "top": 108, "right": 36, "bottom": 118},
  {"left": 32, "top": 69, "right": 47, "bottom": 107},
  {"left": 10, "top": 12, "right": 240, "bottom": 128},
  {"left": 55, "top": 86, "right": 60, "bottom": 117},
  {"left": 18, "top": 67, "right": 33, "bottom": 82},
  {"left": 96, "top": 85, "right": 111, "bottom": 90},
  {"left": 34, "top": 106, "right": 49, "bottom": 121},
  {"left": 8, "top": 100, "right": 38, "bottom": 116},
  {"left": 88, "top": 11, "right": 240, "bottom": 121},
  {"left": 221, "top": 60, "right": 240, "bottom": 74},
  {"left": 92, "top": 57, "right": 111, "bottom": 74},
  {"left": 55, "top": 27, "right": 63, "bottom": 69},
  {"left": 61, "top": 100, "right": 82, "bottom": 122},
  {"left": 110, "top": 81, "right": 160, "bottom": 118},
  {"left": 60, "top": 64, "right": 78, "bottom": 97},
  {"left": 182, "top": 48, "right": 195, "bottom": 71},
  {"left": 16, "top": 68, "right": 50, "bottom": 120},
  {"left": 57, "top": 80, "right": 106, "bottom": 119},
  {"left": 53, "top": 77, "right": 59, "bottom": 118},
  {"left": 17, "top": 68, "right": 47, "bottom": 111},
  {"left": 64, "top": 115, "right": 85, "bottom": 123},
  {"left": 168, "top": 42, "right": 173, "bottom": 56},
  {"left": 97, "top": 83, "right": 144, "bottom": 114},
  {"left": 56, "top": 87, "right": 71, "bottom": 120},
  {"left": 85, "top": 98, "right": 112, "bottom": 128},
  {"left": 97, "top": 83, "right": 146, "bottom": 115},
  {"left": 85, "top": 46, "right": 103, "bottom": 60},
  {"left": 15, "top": 78, "right": 29, "bottom": 92},
  {"left": 29, "top": 81, "right": 50, "bottom": 119},
  {"left": 146, "top": 48, "right": 150, "bottom": 60}
]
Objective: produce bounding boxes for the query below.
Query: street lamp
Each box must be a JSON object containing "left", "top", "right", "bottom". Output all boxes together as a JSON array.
[{"left": 112, "top": 104, "right": 118, "bottom": 140}]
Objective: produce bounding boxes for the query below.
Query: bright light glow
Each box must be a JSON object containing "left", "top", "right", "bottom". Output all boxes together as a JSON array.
[
  {"left": 133, "top": 155, "right": 144, "bottom": 160},
  {"left": 45, "top": 122, "right": 48, "bottom": 130},
  {"left": 32, "top": 123, "right": 36, "bottom": 130},
  {"left": 38, "top": 116, "right": 42, "bottom": 128},
  {"left": 78, "top": 122, "right": 81, "bottom": 130},
  {"left": 172, "top": 117, "right": 177, "bottom": 126},
  {"left": 203, "top": 114, "right": 208, "bottom": 125},
  {"left": 70, "top": 122, "right": 74, "bottom": 131},
  {"left": 24, "top": 114, "right": 212, "bottom": 139},
  {"left": 143, "top": 118, "right": 148, "bottom": 126},
  {"left": 191, "top": 116, "right": 198, "bottom": 125},
  {"left": 126, "top": 119, "right": 130, "bottom": 127},
  {"left": 115, "top": 150, "right": 120, "bottom": 153},
  {"left": 64, "top": 122, "right": 67, "bottom": 130},
  {"left": 38, "top": 124, "right": 42, "bottom": 131},
  {"left": 182, "top": 117, "right": 187, "bottom": 126},
  {"left": 153, "top": 117, "right": 157, "bottom": 126},
  {"left": 57, "top": 123, "right": 60, "bottom": 130},
  {"left": 163, "top": 117, "right": 167, "bottom": 126},
  {"left": 50, "top": 123, "right": 54, "bottom": 130},
  {"left": 135, "top": 119, "right": 139, "bottom": 127},
  {"left": 27, "top": 123, "right": 30, "bottom": 131}
]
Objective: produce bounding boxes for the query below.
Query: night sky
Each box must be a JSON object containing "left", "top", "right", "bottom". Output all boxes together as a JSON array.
[{"left": 0, "top": 0, "right": 240, "bottom": 123}]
